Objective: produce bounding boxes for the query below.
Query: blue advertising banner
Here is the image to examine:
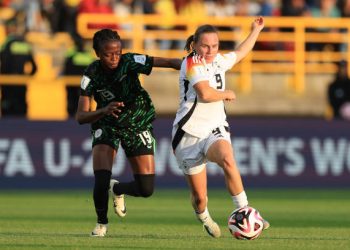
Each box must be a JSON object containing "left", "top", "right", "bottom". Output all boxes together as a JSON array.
[{"left": 0, "top": 118, "right": 349, "bottom": 189}]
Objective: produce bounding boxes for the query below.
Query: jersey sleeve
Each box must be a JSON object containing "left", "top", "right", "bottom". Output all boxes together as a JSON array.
[
  {"left": 79, "top": 61, "right": 97, "bottom": 96},
  {"left": 124, "top": 53, "right": 154, "bottom": 75},
  {"left": 79, "top": 75, "right": 92, "bottom": 96},
  {"left": 186, "top": 55, "right": 209, "bottom": 86},
  {"left": 219, "top": 52, "right": 237, "bottom": 71}
]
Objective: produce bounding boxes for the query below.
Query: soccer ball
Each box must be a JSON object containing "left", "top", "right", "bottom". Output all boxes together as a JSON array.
[{"left": 228, "top": 206, "right": 264, "bottom": 240}]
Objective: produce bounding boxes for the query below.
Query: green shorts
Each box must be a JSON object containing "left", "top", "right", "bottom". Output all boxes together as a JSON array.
[{"left": 91, "top": 126, "right": 155, "bottom": 157}]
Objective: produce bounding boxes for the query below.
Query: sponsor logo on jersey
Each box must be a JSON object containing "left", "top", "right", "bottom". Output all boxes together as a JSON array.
[
  {"left": 80, "top": 75, "right": 91, "bottom": 90},
  {"left": 118, "top": 74, "right": 127, "bottom": 82},
  {"left": 133, "top": 55, "right": 146, "bottom": 65}
]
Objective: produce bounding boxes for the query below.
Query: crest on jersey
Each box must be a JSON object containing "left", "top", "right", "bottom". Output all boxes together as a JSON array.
[
  {"left": 133, "top": 55, "right": 146, "bottom": 65},
  {"left": 80, "top": 75, "right": 91, "bottom": 90},
  {"left": 94, "top": 129, "right": 102, "bottom": 138}
]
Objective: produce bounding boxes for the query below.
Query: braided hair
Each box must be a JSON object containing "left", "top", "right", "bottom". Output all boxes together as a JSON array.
[
  {"left": 92, "top": 29, "right": 121, "bottom": 53},
  {"left": 184, "top": 25, "right": 218, "bottom": 53}
]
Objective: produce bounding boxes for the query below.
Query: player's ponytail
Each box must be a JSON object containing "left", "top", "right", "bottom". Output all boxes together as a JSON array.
[
  {"left": 184, "top": 35, "right": 194, "bottom": 53},
  {"left": 93, "top": 29, "right": 121, "bottom": 53}
]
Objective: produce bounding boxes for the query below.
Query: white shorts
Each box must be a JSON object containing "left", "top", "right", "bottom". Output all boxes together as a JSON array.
[{"left": 173, "top": 125, "right": 231, "bottom": 175}]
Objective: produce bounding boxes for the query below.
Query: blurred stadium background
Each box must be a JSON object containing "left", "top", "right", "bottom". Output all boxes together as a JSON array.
[{"left": 0, "top": 0, "right": 349, "bottom": 189}]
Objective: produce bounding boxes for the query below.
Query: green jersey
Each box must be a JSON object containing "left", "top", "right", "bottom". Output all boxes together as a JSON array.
[{"left": 80, "top": 53, "right": 155, "bottom": 132}]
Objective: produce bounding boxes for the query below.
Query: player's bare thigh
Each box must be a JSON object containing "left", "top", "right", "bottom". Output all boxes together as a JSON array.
[
  {"left": 206, "top": 139, "right": 235, "bottom": 167},
  {"left": 92, "top": 144, "right": 117, "bottom": 171},
  {"left": 128, "top": 154, "right": 155, "bottom": 174}
]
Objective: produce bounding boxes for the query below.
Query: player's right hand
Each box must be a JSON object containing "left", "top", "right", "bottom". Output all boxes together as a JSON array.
[{"left": 224, "top": 90, "right": 236, "bottom": 101}]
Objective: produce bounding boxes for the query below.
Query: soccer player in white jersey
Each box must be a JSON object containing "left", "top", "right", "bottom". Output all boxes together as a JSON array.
[{"left": 171, "top": 17, "right": 269, "bottom": 238}]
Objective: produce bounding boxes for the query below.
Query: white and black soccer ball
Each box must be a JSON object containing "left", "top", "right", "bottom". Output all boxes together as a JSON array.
[{"left": 228, "top": 206, "right": 264, "bottom": 240}]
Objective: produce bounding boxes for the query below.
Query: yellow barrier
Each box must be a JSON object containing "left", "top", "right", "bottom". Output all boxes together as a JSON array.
[
  {"left": 1, "top": 15, "right": 350, "bottom": 120},
  {"left": 76, "top": 14, "right": 350, "bottom": 94},
  {"left": 0, "top": 74, "right": 81, "bottom": 120}
]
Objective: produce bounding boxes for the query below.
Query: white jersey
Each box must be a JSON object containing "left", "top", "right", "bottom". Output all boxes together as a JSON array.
[{"left": 172, "top": 52, "right": 237, "bottom": 138}]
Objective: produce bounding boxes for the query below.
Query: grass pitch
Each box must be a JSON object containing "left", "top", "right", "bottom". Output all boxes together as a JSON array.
[{"left": 0, "top": 188, "right": 349, "bottom": 250}]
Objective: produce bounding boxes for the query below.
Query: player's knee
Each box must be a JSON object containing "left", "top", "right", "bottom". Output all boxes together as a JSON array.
[
  {"left": 219, "top": 155, "right": 235, "bottom": 171},
  {"left": 135, "top": 174, "right": 155, "bottom": 198}
]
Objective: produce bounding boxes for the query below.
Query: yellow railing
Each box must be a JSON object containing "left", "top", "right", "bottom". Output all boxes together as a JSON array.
[
  {"left": 1, "top": 15, "right": 350, "bottom": 120},
  {"left": 77, "top": 14, "right": 350, "bottom": 93}
]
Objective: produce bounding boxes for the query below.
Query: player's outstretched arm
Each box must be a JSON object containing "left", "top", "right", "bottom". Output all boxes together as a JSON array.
[
  {"left": 234, "top": 16, "right": 264, "bottom": 64},
  {"left": 153, "top": 57, "right": 182, "bottom": 70}
]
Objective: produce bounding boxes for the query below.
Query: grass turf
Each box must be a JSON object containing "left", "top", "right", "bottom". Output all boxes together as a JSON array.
[{"left": 0, "top": 189, "right": 349, "bottom": 250}]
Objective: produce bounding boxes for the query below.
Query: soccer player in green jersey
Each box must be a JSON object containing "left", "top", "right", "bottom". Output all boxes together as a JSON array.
[{"left": 75, "top": 29, "right": 181, "bottom": 237}]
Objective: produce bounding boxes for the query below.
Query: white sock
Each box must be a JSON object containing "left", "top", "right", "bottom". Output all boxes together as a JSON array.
[
  {"left": 195, "top": 207, "right": 211, "bottom": 223},
  {"left": 232, "top": 191, "right": 248, "bottom": 209}
]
